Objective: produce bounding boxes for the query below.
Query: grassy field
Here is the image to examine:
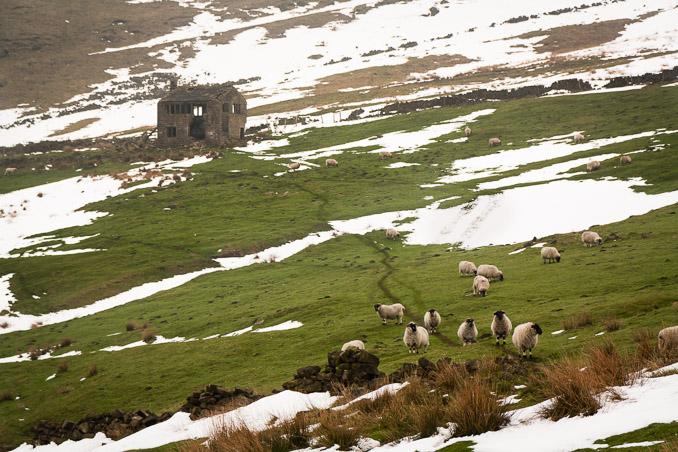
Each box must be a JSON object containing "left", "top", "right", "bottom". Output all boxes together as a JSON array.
[{"left": 0, "top": 85, "right": 677, "bottom": 448}]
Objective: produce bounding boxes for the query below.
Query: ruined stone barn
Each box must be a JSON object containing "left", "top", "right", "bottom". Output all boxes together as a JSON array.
[{"left": 156, "top": 84, "right": 247, "bottom": 147}]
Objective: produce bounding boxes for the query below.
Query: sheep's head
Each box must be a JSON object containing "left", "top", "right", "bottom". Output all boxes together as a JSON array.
[
  {"left": 556, "top": 255, "right": 561, "bottom": 263},
  {"left": 531, "top": 323, "right": 543, "bottom": 335},
  {"left": 465, "top": 318, "right": 474, "bottom": 326},
  {"left": 408, "top": 322, "right": 417, "bottom": 332},
  {"left": 428, "top": 309, "right": 437, "bottom": 315},
  {"left": 499, "top": 272, "right": 504, "bottom": 281},
  {"left": 494, "top": 310, "right": 505, "bottom": 320},
  {"left": 373, "top": 303, "right": 381, "bottom": 312},
  {"left": 597, "top": 238, "right": 602, "bottom": 245},
  {"left": 481, "top": 290, "right": 487, "bottom": 297},
  {"left": 473, "top": 269, "right": 477, "bottom": 275}
]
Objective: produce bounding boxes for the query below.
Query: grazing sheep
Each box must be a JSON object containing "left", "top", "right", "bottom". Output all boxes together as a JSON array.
[
  {"left": 620, "top": 155, "right": 632, "bottom": 165},
  {"left": 658, "top": 326, "right": 678, "bottom": 352},
  {"left": 458, "top": 260, "right": 477, "bottom": 277},
  {"left": 512, "top": 322, "right": 543, "bottom": 358},
  {"left": 4, "top": 168, "right": 16, "bottom": 175},
  {"left": 289, "top": 162, "right": 300, "bottom": 170},
  {"left": 581, "top": 231, "right": 603, "bottom": 247},
  {"left": 477, "top": 264, "right": 504, "bottom": 281},
  {"left": 386, "top": 228, "right": 400, "bottom": 240},
  {"left": 457, "top": 318, "right": 478, "bottom": 346},
  {"left": 341, "top": 340, "right": 365, "bottom": 352},
  {"left": 473, "top": 275, "right": 490, "bottom": 297},
  {"left": 489, "top": 138, "right": 501, "bottom": 147},
  {"left": 541, "top": 247, "right": 561, "bottom": 264},
  {"left": 325, "top": 158, "right": 339, "bottom": 167},
  {"left": 424, "top": 309, "right": 441, "bottom": 333},
  {"left": 374, "top": 303, "right": 405, "bottom": 325},
  {"left": 465, "top": 127, "right": 472, "bottom": 137},
  {"left": 586, "top": 160, "right": 600, "bottom": 172},
  {"left": 573, "top": 133, "right": 585, "bottom": 143},
  {"left": 403, "top": 322, "right": 429, "bottom": 353},
  {"left": 379, "top": 151, "right": 393, "bottom": 159},
  {"left": 491, "top": 310, "right": 512, "bottom": 345}
]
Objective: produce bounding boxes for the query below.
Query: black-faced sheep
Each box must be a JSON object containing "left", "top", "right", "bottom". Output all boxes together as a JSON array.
[
  {"left": 473, "top": 275, "right": 490, "bottom": 297},
  {"left": 477, "top": 264, "right": 503, "bottom": 281},
  {"left": 512, "top": 322, "right": 543, "bottom": 358},
  {"left": 658, "top": 326, "right": 678, "bottom": 352},
  {"left": 465, "top": 127, "right": 472, "bottom": 137},
  {"left": 541, "top": 247, "right": 561, "bottom": 264},
  {"left": 379, "top": 151, "right": 393, "bottom": 159},
  {"left": 489, "top": 138, "right": 501, "bottom": 147},
  {"left": 458, "top": 260, "right": 477, "bottom": 277},
  {"left": 374, "top": 303, "right": 405, "bottom": 325},
  {"left": 386, "top": 228, "right": 400, "bottom": 240},
  {"left": 586, "top": 160, "right": 600, "bottom": 171},
  {"left": 457, "top": 318, "right": 478, "bottom": 346},
  {"left": 491, "top": 310, "right": 512, "bottom": 345},
  {"left": 325, "top": 158, "right": 339, "bottom": 167},
  {"left": 620, "top": 155, "right": 632, "bottom": 165},
  {"left": 573, "top": 133, "right": 585, "bottom": 143},
  {"left": 341, "top": 340, "right": 365, "bottom": 352},
  {"left": 424, "top": 309, "right": 441, "bottom": 333},
  {"left": 581, "top": 231, "right": 602, "bottom": 247},
  {"left": 403, "top": 322, "right": 429, "bottom": 353}
]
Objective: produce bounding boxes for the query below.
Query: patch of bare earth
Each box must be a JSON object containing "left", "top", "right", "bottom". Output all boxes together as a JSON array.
[
  {"left": 515, "top": 19, "right": 634, "bottom": 54},
  {"left": 48, "top": 118, "right": 101, "bottom": 137}
]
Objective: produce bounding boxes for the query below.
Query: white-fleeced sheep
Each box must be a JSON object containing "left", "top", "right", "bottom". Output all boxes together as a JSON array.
[
  {"left": 325, "top": 158, "right": 339, "bottom": 167},
  {"left": 386, "top": 228, "right": 400, "bottom": 239},
  {"left": 541, "top": 247, "right": 561, "bottom": 264},
  {"left": 512, "top": 322, "right": 543, "bottom": 358},
  {"left": 379, "top": 151, "right": 393, "bottom": 159},
  {"left": 658, "top": 326, "right": 678, "bottom": 352},
  {"left": 586, "top": 160, "right": 600, "bottom": 171},
  {"left": 341, "top": 340, "right": 365, "bottom": 352},
  {"left": 289, "top": 162, "right": 300, "bottom": 170},
  {"left": 458, "top": 260, "right": 477, "bottom": 277},
  {"left": 477, "top": 264, "right": 504, "bottom": 281},
  {"left": 465, "top": 127, "right": 472, "bottom": 137},
  {"left": 489, "top": 137, "right": 501, "bottom": 147},
  {"left": 457, "top": 318, "right": 478, "bottom": 346},
  {"left": 491, "top": 310, "right": 512, "bottom": 345},
  {"left": 473, "top": 275, "right": 490, "bottom": 297},
  {"left": 4, "top": 167, "right": 16, "bottom": 175},
  {"left": 403, "top": 322, "right": 429, "bottom": 353},
  {"left": 573, "top": 133, "right": 585, "bottom": 143},
  {"left": 424, "top": 309, "right": 441, "bottom": 333},
  {"left": 620, "top": 155, "right": 632, "bottom": 165},
  {"left": 374, "top": 303, "right": 405, "bottom": 325},
  {"left": 581, "top": 231, "right": 602, "bottom": 247}
]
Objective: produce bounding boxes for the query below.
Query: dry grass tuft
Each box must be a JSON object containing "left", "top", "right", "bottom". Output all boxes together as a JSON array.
[
  {"left": 57, "top": 385, "right": 74, "bottom": 394},
  {"left": 0, "top": 390, "right": 13, "bottom": 402},
  {"left": 445, "top": 376, "right": 511, "bottom": 437},
  {"left": 87, "top": 364, "right": 98, "bottom": 378},
  {"left": 59, "top": 338, "right": 72, "bottom": 348},
  {"left": 586, "top": 341, "right": 635, "bottom": 387},
  {"left": 142, "top": 329, "right": 156, "bottom": 343},
  {"left": 539, "top": 357, "right": 602, "bottom": 421},
  {"left": 126, "top": 321, "right": 150, "bottom": 331},
  {"left": 56, "top": 361, "right": 68, "bottom": 374},
  {"left": 632, "top": 328, "right": 664, "bottom": 366},
  {"left": 562, "top": 310, "right": 594, "bottom": 330},
  {"left": 602, "top": 315, "right": 623, "bottom": 332},
  {"left": 434, "top": 360, "right": 467, "bottom": 394},
  {"left": 315, "top": 409, "right": 363, "bottom": 450},
  {"left": 0, "top": 321, "right": 9, "bottom": 329}
]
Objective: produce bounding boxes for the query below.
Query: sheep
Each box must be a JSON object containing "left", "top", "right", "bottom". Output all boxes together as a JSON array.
[
  {"left": 573, "top": 133, "right": 585, "bottom": 143},
  {"left": 489, "top": 138, "right": 501, "bottom": 147},
  {"left": 374, "top": 303, "right": 405, "bottom": 325},
  {"left": 379, "top": 151, "right": 393, "bottom": 159},
  {"left": 658, "top": 326, "right": 678, "bottom": 352},
  {"left": 325, "top": 158, "right": 339, "bottom": 167},
  {"left": 465, "top": 127, "right": 472, "bottom": 137},
  {"left": 386, "top": 228, "right": 400, "bottom": 240},
  {"left": 4, "top": 168, "right": 16, "bottom": 175},
  {"left": 512, "top": 322, "right": 543, "bottom": 358},
  {"left": 289, "top": 162, "right": 300, "bottom": 170},
  {"left": 424, "top": 308, "right": 441, "bottom": 333},
  {"left": 457, "top": 318, "right": 478, "bottom": 346},
  {"left": 620, "top": 155, "right": 632, "bottom": 165},
  {"left": 341, "top": 340, "right": 365, "bottom": 352},
  {"left": 403, "top": 322, "right": 429, "bottom": 353},
  {"left": 473, "top": 275, "right": 490, "bottom": 297},
  {"left": 491, "top": 310, "right": 512, "bottom": 345},
  {"left": 540, "top": 246, "right": 561, "bottom": 264},
  {"left": 581, "top": 231, "right": 602, "bottom": 247},
  {"left": 586, "top": 160, "right": 600, "bottom": 172},
  {"left": 477, "top": 264, "right": 503, "bottom": 281},
  {"left": 458, "top": 260, "right": 477, "bottom": 277}
]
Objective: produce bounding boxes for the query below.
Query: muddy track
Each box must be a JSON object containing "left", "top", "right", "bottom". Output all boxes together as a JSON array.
[{"left": 359, "top": 236, "right": 459, "bottom": 348}]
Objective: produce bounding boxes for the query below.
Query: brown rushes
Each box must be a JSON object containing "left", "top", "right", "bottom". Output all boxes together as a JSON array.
[
  {"left": 142, "top": 329, "right": 156, "bottom": 343},
  {"left": 445, "top": 376, "right": 511, "bottom": 437},
  {"left": 126, "top": 321, "right": 149, "bottom": 331},
  {"left": 0, "top": 321, "right": 8, "bottom": 329},
  {"left": 59, "top": 338, "right": 72, "bottom": 348},
  {"left": 586, "top": 341, "right": 635, "bottom": 387},
  {"left": 0, "top": 390, "right": 13, "bottom": 402},
  {"left": 87, "top": 364, "right": 98, "bottom": 377},
  {"left": 632, "top": 328, "right": 663, "bottom": 366},
  {"left": 539, "top": 357, "right": 602, "bottom": 421},
  {"left": 56, "top": 361, "right": 68, "bottom": 374},
  {"left": 562, "top": 311, "right": 594, "bottom": 330},
  {"left": 602, "top": 315, "right": 623, "bottom": 332},
  {"left": 315, "top": 409, "right": 362, "bottom": 450}
]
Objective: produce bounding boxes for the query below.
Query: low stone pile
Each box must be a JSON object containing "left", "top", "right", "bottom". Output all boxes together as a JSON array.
[
  {"left": 179, "top": 384, "right": 265, "bottom": 419},
  {"left": 31, "top": 409, "right": 173, "bottom": 445},
  {"left": 282, "top": 347, "right": 384, "bottom": 394}
]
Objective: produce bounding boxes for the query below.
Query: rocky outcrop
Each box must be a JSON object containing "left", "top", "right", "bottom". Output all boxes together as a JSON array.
[{"left": 179, "top": 384, "right": 265, "bottom": 419}]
